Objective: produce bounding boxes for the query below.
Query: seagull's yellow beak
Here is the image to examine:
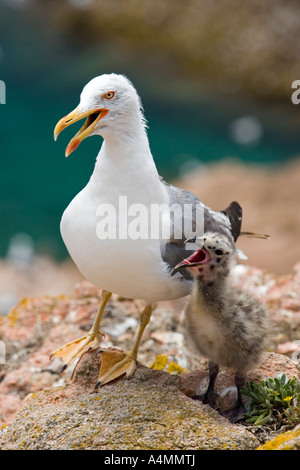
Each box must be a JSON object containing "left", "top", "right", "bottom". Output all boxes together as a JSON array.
[{"left": 54, "top": 106, "right": 109, "bottom": 157}]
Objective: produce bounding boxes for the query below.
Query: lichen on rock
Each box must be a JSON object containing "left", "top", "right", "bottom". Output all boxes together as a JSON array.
[
  {"left": 0, "top": 350, "right": 259, "bottom": 450},
  {"left": 257, "top": 424, "right": 300, "bottom": 450}
]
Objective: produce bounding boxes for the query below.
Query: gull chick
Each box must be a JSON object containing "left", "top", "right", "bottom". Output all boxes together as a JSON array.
[{"left": 176, "top": 232, "right": 268, "bottom": 421}]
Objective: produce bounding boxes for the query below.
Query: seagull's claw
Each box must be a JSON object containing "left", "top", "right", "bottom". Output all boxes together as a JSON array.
[
  {"left": 50, "top": 331, "right": 104, "bottom": 370},
  {"left": 95, "top": 350, "right": 137, "bottom": 388}
]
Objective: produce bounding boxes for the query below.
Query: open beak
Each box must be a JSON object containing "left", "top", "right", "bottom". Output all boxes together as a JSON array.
[
  {"left": 175, "top": 248, "right": 210, "bottom": 270},
  {"left": 54, "top": 106, "right": 109, "bottom": 157}
]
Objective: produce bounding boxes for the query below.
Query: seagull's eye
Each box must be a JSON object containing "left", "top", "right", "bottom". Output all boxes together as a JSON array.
[{"left": 103, "top": 91, "right": 115, "bottom": 100}]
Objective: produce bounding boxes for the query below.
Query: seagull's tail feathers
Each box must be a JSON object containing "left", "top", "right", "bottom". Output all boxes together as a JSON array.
[
  {"left": 220, "top": 202, "right": 270, "bottom": 242},
  {"left": 220, "top": 201, "right": 243, "bottom": 242}
]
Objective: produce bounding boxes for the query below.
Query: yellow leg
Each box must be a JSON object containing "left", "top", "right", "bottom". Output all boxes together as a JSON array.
[
  {"left": 96, "top": 304, "right": 153, "bottom": 387},
  {"left": 50, "top": 290, "right": 112, "bottom": 369}
]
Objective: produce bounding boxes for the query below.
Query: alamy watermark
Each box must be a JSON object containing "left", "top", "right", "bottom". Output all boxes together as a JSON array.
[
  {"left": 291, "top": 80, "right": 300, "bottom": 105},
  {"left": 0, "top": 340, "right": 5, "bottom": 364},
  {"left": 0, "top": 80, "right": 6, "bottom": 104},
  {"left": 95, "top": 196, "right": 204, "bottom": 244}
]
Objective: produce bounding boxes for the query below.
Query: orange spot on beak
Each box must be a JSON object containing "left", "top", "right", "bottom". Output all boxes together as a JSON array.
[
  {"left": 65, "top": 139, "right": 81, "bottom": 158},
  {"left": 54, "top": 107, "right": 109, "bottom": 157}
]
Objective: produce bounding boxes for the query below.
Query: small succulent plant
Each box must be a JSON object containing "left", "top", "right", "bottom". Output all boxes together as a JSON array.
[{"left": 241, "top": 374, "right": 300, "bottom": 426}]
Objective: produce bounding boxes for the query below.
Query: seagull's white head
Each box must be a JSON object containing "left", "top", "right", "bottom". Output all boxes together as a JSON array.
[{"left": 54, "top": 74, "right": 146, "bottom": 157}]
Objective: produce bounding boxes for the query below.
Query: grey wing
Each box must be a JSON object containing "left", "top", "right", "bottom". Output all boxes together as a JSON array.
[{"left": 160, "top": 181, "right": 241, "bottom": 278}]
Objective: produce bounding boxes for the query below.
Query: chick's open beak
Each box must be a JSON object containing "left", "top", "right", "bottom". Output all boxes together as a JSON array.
[
  {"left": 175, "top": 248, "right": 210, "bottom": 270},
  {"left": 54, "top": 106, "right": 109, "bottom": 157}
]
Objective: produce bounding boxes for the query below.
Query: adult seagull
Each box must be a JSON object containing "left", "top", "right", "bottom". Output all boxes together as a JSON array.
[{"left": 52, "top": 74, "right": 243, "bottom": 387}]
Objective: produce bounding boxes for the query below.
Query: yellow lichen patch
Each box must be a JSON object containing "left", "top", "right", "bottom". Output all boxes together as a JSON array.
[
  {"left": 7, "top": 296, "right": 35, "bottom": 326},
  {"left": 257, "top": 426, "right": 300, "bottom": 450},
  {"left": 166, "top": 362, "right": 187, "bottom": 375},
  {"left": 149, "top": 354, "right": 168, "bottom": 370},
  {"left": 7, "top": 306, "right": 20, "bottom": 327},
  {"left": 57, "top": 294, "right": 68, "bottom": 301},
  {"left": 149, "top": 354, "right": 187, "bottom": 374},
  {"left": 19, "top": 297, "right": 31, "bottom": 306}
]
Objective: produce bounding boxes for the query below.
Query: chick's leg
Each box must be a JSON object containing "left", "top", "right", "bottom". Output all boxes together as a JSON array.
[
  {"left": 96, "top": 304, "right": 153, "bottom": 387},
  {"left": 203, "top": 362, "right": 220, "bottom": 406},
  {"left": 222, "top": 371, "right": 246, "bottom": 422},
  {"left": 50, "top": 290, "right": 112, "bottom": 370},
  {"left": 192, "top": 362, "right": 219, "bottom": 407}
]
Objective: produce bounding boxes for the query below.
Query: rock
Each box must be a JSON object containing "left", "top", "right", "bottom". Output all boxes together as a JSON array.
[
  {"left": 0, "top": 349, "right": 258, "bottom": 450},
  {"left": 1, "top": 259, "right": 300, "bottom": 448},
  {"left": 1, "top": 349, "right": 299, "bottom": 450},
  {"left": 179, "top": 352, "right": 300, "bottom": 414},
  {"left": 0, "top": 393, "right": 23, "bottom": 426},
  {"left": 230, "top": 263, "right": 300, "bottom": 354},
  {"left": 276, "top": 341, "right": 300, "bottom": 356},
  {"left": 257, "top": 424, "right": 300, "bottom": 450},
  {"left": 0, "top": 283, "right": 185, "bottom": 427}
]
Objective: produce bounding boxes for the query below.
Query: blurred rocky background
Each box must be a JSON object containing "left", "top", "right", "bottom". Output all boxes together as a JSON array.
[{"left": 0, "top": 0, "right": 299, "bottom": 313}]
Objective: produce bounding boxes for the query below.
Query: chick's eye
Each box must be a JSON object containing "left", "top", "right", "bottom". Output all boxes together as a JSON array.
[{"left": 103, "top": 91, "right": 115, "bottom": 100}]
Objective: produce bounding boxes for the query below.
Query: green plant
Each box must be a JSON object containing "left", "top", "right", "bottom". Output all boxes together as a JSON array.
[{"left": 241, "top": 374, "right": 300, "bottom": 426}]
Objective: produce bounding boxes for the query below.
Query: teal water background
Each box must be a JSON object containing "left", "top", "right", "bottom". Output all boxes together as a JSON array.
[{"left": 0, "top": 5, "right": 299, "bottom": 259}]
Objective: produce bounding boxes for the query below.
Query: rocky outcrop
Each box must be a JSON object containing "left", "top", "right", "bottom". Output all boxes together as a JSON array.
[
  {"left": 0, "top": 348, "right": 299, "bottom": 450},
  {"left": 0, "top": 261, "right": 300, "bottom": 449},
  {"left": 0, "top": 350, "right": 260, "bottom": 450}
]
